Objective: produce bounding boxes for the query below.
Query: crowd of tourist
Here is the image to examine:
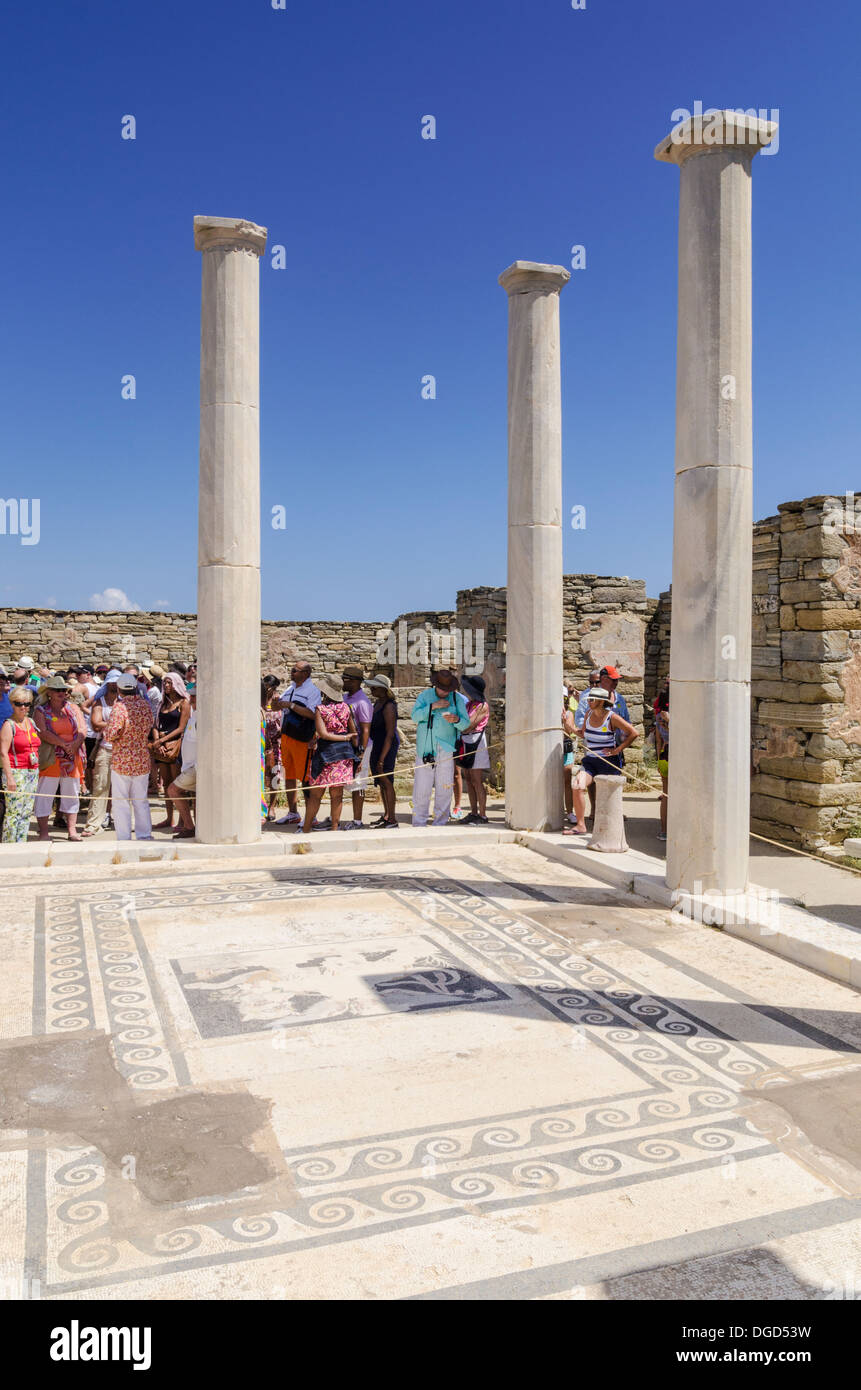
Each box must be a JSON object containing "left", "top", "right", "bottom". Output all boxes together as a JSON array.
[{"left": 0, "top": 651, "right": 663, "bottom": 845}]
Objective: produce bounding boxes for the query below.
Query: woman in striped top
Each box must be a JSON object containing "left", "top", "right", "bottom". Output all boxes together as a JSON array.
[{"left": 564, "top": 687, "right": 637, "bottom": 837}]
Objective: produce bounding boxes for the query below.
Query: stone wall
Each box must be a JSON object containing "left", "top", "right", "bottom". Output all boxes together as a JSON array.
[
  {"left": 750, "top": 496, "right": 861, "bottom": 849},
  {"left": 640, "top": 495, "right": 861, "bottom": 849}
]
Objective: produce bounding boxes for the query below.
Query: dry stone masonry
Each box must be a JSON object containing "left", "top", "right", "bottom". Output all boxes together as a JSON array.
[{"left": 3, "top": 494, "right": 857, "bottom": 845}]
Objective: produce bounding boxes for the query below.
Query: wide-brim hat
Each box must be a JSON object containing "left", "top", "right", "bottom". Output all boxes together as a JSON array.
[
  {"left": 364, "top": 673, "right": 392, "bottom": 691},
  {"left": 149, "top": 664, "right": 166, "bottom": 678},
  {"left": 461, "top": 673, "right": 486, "bottom": 701},
  {"left": 17, "top": 657, "right": 34, "bottom": 670},
  {"left": 342, "top": 664, "right": 364, "bottom": 680},
  {"left": 586, "top": 687, "right": 613, "bottom": 703},
  {"left": 431, "top": 669, "right": 457, "bottom": 691},
  {"left": 317, "top": 676, "right": 344, "bottom": 702},
  {"left": 105, "top": 669, "right": 123, "bottom": 683},
  {"left": 43, "top": 675, "right": 71, "bottom": 692}
]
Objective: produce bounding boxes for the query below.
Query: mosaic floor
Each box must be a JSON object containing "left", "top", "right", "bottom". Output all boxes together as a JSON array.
[{"left": 0, "top": 842, "right": 859, "bottom": 1300}]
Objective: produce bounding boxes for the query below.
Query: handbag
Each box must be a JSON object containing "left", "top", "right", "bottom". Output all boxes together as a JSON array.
[
  {"left": 281, "top": 689, "right": 316, "bottom": 743},
  {"left": 310, "top": 739, "right": 353, "bottom": 780}
]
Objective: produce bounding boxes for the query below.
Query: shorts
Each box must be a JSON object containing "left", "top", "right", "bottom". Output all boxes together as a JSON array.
[
  {"left": 459, "top": 734, "right": 489, "bottom": 771},
  {"left": 581, "top": 754, "right": 623, "bottom": 779},
  {"left": 348, "top": 744, "right": 372, "bottom": 793},
  {"left": 173, "top": 766, "right": 196, "bottom": 793},
  {"left": 281, "top": 735, "right": 311, "bottom": 782}
]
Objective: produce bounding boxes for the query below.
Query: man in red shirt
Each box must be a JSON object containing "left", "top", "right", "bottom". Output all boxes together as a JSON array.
[{"left": 105, "top": 672, "right": 154, "bottom": 840}]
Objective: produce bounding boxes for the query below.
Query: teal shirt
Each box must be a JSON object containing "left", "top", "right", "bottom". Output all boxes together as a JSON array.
[{"left": 410, "top": 688, "right": 470, "bottom": 760}]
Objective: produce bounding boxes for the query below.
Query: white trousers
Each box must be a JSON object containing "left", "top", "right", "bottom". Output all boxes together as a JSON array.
[
  {"left": 111, "top": 771, "right": 152, "bottom": 840},
  {"left": 34, "top": 776, "right": 80, "bottom": 818},
  {"left": 412, "top": 752, "right": 454, "bottom": 826}
]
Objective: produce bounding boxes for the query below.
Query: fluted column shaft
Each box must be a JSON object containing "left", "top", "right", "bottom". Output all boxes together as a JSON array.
[
  {"left": 656, "top": 114, "right": 777, "bottom": 893},
  {"left": 194, "top": 215, "right": 267, "bottom": 844},
  {"left": 499, "top": 261, "right": 570, "bottom": 831}
]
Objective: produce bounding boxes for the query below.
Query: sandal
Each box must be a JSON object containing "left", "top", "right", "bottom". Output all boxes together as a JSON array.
[{"left": 562, "top": 826, "right": 589, "bottom": 837}]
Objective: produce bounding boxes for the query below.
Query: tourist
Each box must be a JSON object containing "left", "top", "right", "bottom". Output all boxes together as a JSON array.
[
  {"left": 94, "top": 663, "right": 110, "bottom": 680},
  {"left": 33, "top": 676, "right": 87, "bottom": 841},
  {"left": 410, "top": 669, "right": 470, "bottom": 827},
  {"left": 81, "top": 669, "right": 121, "bottom": 837},
  {"left": 104, "top": 672, "right": 155, "bottom": 841},
  {"left": 167, "top": 681, "right": 197, "bottom": 839},
  {"left": 302, "top": 677, "right": 357, "bottom": 834},
  {"left": 274, "top": 662, "right": 321, "bottom": 827},
  {"left": 150, "top": 672, "right": 191, "bottom": 830},
  {"left": 0, "top": 685, "right": 41, "bottom": 843},
  {"left": 11, "top": 658, "right": 38, "bottom": 688},
  {"left": 654, "top": 679, "right": 670, "bottom": 842},
  {"left": 563, "top": 686, "right": 638, "bottom": 837},
  {"left": 562, "top": 684, "right": 577, "bottom": 824},
  {"left": 365, "top": 674, "right": 399, "bottom": 828},
  {"left": 69, "top": 666, "right": 99, "bottom": 795},
  {"left": 572, "top": 667, "right": 602, "bottom": 731},
  {"left": 0, "top": 665, "right": 11, "bottom": 840},
  {"left": 457, "top": 674, "right": 490, "bottom": 824},
  {"left": 341, "top": 664, "right": 373, "bottom": 830},
  {"left": 261, "top": 675, "right": 283, "bottom": 819},
  {"left": 140, "top": 666, "right": 163, "bottom": 727}
]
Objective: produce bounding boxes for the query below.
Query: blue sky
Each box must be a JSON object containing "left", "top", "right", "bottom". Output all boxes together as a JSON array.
[{"left": 1, "top": 0, "right": 858, "bottom": 621}]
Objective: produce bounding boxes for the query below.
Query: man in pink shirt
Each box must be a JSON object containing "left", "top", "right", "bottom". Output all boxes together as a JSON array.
[{"left": 341, "top": 664, "right": 373, "bottom": 829}]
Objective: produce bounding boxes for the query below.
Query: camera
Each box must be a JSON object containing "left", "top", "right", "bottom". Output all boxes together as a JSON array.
[{"left": 422, "top": 752, "right": 436, "bottom": 765}]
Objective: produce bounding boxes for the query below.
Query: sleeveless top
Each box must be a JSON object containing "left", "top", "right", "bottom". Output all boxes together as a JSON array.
[
  {"left": 370, "top": 699, "right": 399, "bottom": 747},
  {"left": 583, "top": 709, "right": 618, "bottom": 757},
  {"left": 158, "top": 702, "right": 182, "bottom": 736},
  {"left": 4, "top": 717, "right": 40, "bottom": 769}
]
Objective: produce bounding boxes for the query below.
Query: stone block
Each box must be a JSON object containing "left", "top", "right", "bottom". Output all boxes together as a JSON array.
[
  {"left": 790, "top": 781, "right": 861, "bottom": 807},
  {"left": 780, "top": 580, "right": 836, "bottom": 603},
  {"left": 782, "top": 630, "right": 850, "bottom": 661},
  {"left": 779, "top": 606, "right": 796, "bottom": 629},
  {"left": 757, "top": 702, "right": 839, "bottom": 730},
  {"left": 782, "top": 661, "right": 844, "bottom": 683},
  {"left": 803, "top": 558, "right": 841, "bottom": 579},
  {"left": 750, "top": 795, "right": 835, "bottom": 830},
  {"left": 757, "top": 756, "right": 841, "bottom": 783},
  {"left": 779, "top": 528, "right": 845, "bottom": 560},
  {"left": 796, "top": 609, "right": 861, "bottom": 631}
]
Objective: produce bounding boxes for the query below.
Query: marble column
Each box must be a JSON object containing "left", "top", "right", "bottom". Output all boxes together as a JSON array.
[
  {"left": 656, "top": 112, "right": 777, "bottom": 894},
  {"left": 499, "top": 261, "right": 570, "bottom": 831},
  {"left": 194, "top": 215, "right": 267, "bottom": 844}
]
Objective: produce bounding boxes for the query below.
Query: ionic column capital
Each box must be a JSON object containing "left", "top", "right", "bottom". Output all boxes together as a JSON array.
[
  {"left": 194, "top": 215, "right": 268, "bottom": 256},
  {"left": 499, "top": 261, "right": 570, "bottom": 297},
  {"left": 655, "top": 110, "right": 777, "bottom": 168}
]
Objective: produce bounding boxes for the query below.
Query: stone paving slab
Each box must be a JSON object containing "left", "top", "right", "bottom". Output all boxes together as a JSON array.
[{"left": 0, "top": 841, "right": 859, "bottom": 1300}]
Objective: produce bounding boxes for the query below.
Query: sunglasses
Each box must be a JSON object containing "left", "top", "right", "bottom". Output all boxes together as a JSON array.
[{"left": 12, "top": 700, "right": 32, "bottom": 708}]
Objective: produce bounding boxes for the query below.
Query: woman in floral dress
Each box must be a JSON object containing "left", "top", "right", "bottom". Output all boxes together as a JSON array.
[{"left": 301, "top": 677, "right": 357, "bottom": 834}]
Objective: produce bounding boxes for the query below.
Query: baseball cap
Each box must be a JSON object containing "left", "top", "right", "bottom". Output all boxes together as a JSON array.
[
  {"left": 117, "top": 673, "right": 138, "bottom": 692},
  {"left": 600, "top": 666, "right": 620, "bottom": 680}
]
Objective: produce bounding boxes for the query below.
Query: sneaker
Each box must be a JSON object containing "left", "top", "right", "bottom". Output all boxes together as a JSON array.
[
  {"left": 274, "top": 811, "right": 301, "bottom": 825},
  {"left": 102, "top": 815, "right": 112, "bottom": 830},
  {"left": 460, "top": 812, "right": 479, "bottom": 825},
  {"left": 340, "top": 820, "right": 363, "bottom": 830},
  {"left": 382, "top": 819, "right": 399, "bottom": 829},
  {"left": 318, "top": 817, "right": 332, "bottom": 829}
]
